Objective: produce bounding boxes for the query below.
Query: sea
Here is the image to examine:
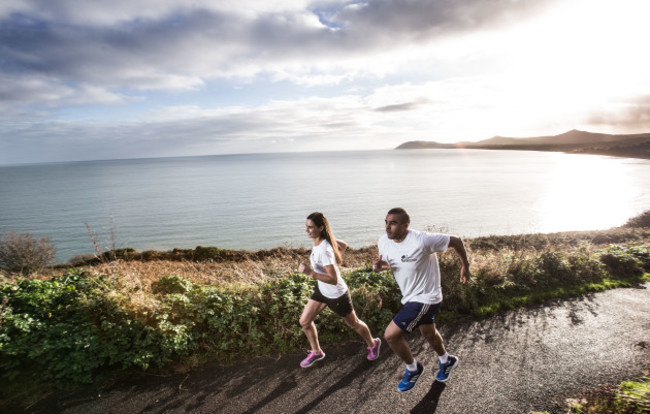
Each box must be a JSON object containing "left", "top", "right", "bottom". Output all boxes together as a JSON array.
[{"left": 1, "top": 149, "right": 649, "bottom": 264}]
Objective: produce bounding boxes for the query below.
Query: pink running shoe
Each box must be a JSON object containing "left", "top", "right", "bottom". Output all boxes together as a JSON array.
[
  {"left": 300, "top": 350, "right": 325, "bottom": 368},
  {"left": 367, "top": 338, "right": 381, "bottom": 361}
]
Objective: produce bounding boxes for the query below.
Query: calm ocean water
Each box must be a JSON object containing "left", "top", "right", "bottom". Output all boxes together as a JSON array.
[{"left": 1, "top": 149, "right": 649, "bottom": 263}]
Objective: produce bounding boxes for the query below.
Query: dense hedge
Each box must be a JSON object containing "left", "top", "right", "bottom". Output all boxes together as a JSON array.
[
  {"left": 0, "top": 268, "right": 400, "bottom": 385},
  {"left": 0, "top": 272, "right": 172, "bottom": 384},
  {"left": 0, "top": 244, "right": 648, "bottom": 386}
]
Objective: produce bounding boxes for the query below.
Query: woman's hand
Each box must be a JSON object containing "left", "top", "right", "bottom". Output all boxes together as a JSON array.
[{"left": 298, "top": 262, "right": 312, "bottom": 276}]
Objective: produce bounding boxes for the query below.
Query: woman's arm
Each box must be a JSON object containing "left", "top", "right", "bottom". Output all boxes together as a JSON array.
[
  {"left": 336, "top": 239, "right": 348, "bottom": 258},
  {"left": 298, "top": 262, "right": 339, "bottom": 285}
]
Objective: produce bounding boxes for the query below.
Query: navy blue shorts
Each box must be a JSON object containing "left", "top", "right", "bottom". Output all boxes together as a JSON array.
[
  {"left": 311, "top": 284, "right": 354, "bottom": 317},
  {"left": 393, "top": 302, "right": 442, "bottom": 333}
]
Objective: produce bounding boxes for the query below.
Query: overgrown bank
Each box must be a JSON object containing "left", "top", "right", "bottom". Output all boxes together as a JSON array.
[{"left": 1, "top": 245, "right": 648, "bottom": 385}]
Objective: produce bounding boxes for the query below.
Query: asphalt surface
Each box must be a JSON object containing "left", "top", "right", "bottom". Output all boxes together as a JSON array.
[{"left": 16, "top": 283, "right": 650, "bottom": 414}]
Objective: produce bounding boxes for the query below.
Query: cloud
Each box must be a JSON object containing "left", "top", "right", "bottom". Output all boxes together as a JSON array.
[
  {"left": 322, "top": 0, "right": 557, "bottom": 39},
  {"left": 0, "top": 0, "right": 561, "bottom": 108},
  {"left": 586, "top": 95, "right": 650, "bottom": 132},
  {"left": 0, "top": 0, "right": 313, "bottom": 26},
  {"left": 0, "top": 93, "right": 406, "bottom": 164},
  {"left": 373, "top": 98, "right": 430, "bottom": 112},
  {"left": 2, "top": 0, "right": 648, "bottom": 164},
  {"left": 0, "top": 74, "right": 134, "bottom": 113}
]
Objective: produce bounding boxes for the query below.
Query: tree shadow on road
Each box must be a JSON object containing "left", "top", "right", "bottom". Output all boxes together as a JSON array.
[
  {"left": 291, "top": 359, "right": 377, "bottom": 414},
  {"left": 25, "top": 340, "right": 389, "bottom": 414},
  {"left": 242, "top": 375, "right": 299, "bottom": 414}
]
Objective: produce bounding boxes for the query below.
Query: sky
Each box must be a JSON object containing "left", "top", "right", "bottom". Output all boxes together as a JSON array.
[{"left": 1, "top": 0, "right": 649, "bottom": 164}]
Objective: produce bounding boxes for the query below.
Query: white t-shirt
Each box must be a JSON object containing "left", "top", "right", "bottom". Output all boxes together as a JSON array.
[
  {"left": 378, "top": 229, "right": 450, "bottom": 305},
  {"left": 310, "top": 239, "right": 348, "bottom": 299}
]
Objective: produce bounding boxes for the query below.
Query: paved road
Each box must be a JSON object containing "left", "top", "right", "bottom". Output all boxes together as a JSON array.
[{"left": 21, "top": 284, "right": 650, "bottom": 414}]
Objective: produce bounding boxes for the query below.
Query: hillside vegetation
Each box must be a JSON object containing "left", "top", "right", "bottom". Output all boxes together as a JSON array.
[{"left": 0, "top": 211, "right": 648, "bottom": 408}]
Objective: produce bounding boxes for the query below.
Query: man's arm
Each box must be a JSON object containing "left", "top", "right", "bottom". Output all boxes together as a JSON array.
[{"left": 448, "top": 236, "right": 470, "bottom": 284}]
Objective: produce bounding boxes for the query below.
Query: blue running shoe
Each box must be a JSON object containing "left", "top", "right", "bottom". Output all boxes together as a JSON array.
[
  {"left": 436, "top": 355, "right": 458, "bottom": 382},
  {"left": 397, "top": 362, "right": 424, "bottom": 392}
]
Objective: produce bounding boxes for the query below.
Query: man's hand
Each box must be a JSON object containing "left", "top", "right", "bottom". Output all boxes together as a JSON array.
[
  {"left": 460, "top": 266, "right": 471, "bottom": 284},
  {"left": 372, "top": 255, "right": 389, "bottom": 272}
]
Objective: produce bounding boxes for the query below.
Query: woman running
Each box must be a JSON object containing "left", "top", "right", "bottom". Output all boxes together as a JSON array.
[{"left": 297, "top": 211, "right": 381, "bottom": 368}]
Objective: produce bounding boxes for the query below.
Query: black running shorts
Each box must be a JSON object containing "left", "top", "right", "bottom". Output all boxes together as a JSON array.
[{"left": 310, "top": 284, "right": 354, "bottom": 317}]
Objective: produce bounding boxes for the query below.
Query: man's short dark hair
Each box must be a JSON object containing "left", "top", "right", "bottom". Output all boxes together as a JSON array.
[{"left": 387, "top": 207, "right": 410, "bottom": 224}]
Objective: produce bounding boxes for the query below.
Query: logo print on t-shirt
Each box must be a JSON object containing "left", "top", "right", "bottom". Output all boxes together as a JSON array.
[{"left": 401, "top": 254, "right": 417, "bottom": 263}]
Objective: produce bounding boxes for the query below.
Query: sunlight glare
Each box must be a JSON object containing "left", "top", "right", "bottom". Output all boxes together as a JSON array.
[
  {"left": 537, "top": 154, "right": 638, "bottom": 233},
  {"left": 440, "top": 0, "right": 650, "bottom": 136}
]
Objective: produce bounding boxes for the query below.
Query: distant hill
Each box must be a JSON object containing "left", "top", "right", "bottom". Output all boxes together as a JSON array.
[
  {"left": 395, "top": 140, "right": 456, "bottom": 149},
  {"left": 395, "top": 130, "right": 650, "bottom": 159}
]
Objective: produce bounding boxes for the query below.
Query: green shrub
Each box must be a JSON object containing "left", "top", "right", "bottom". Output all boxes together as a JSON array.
[
  {"left": 568, "top": 248, "right": 608, "bottom": 283},
  {"left": 256, "top": 272, "right": 314, "bottom": 351},
  {"left": 623, "top": 245, "right": 650, "bottom": 271},
  {"left": 152, "top": 274, "right": 196, "bottom": 295},
  {"left": 103, "top": 248, "right": 137, "bottom": 261},
  {"left": 0, "top": 271, "right": 176, "bottom": 384},
  {"left": 345, "top": 267, "right": 402, "bottom": 331},
  {"left": 507, "top": 254, "right": 541, "bottom": 288},
  {"left": 193, "top": 246, "right": 226, "bottom": 261},
  {"left": 537, "top": 251, "right": 574, "bottom": 285},
  {"left": 567, "top": 377, "right": 649, "bottom": 413},
  {"left": 600, "top": 245, "right": 644, "bottom": 278},
  {"left": 616, "top": 377, "right": 650, "bottom": 413}
]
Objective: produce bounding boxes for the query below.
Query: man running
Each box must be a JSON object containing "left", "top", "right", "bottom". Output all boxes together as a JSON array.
[{"left": 372, "top": 207, "right": 470, "bottom": 392}]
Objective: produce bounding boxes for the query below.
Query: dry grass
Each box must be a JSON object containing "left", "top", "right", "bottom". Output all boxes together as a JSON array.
[
  {"left": 468, "top": 227, "right": 650, "bottom": 252},
  {"left": 70, "top": 246, "right": 379, "bottom": 287},
  {"left": 3, "top": 227, "right": 646, "bottom": 292},
  {"left": 54, "top": 246, "right": 380, "bottom": 322}
]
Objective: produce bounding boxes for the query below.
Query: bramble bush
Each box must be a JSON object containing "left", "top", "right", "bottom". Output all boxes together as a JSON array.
[
  {"left": 0, "top": 269, "right": 401, "bottom": 385},
  {"left": 0, "top": 270, "right": 174, "bottom": 384}
]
